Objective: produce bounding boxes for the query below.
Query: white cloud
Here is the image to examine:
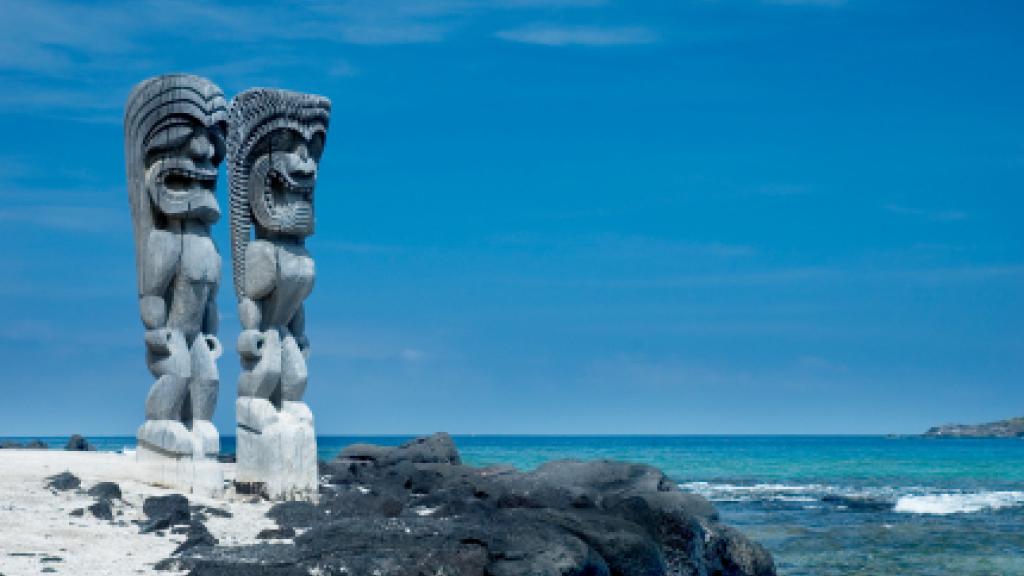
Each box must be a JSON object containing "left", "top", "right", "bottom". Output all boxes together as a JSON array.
[
  {"left": 488, "top": 233, "right": 756, "bottom": 258},
  {"left": 400, "top": 348, "right": 428, "bottom": 362},
  {"left": 318, "top": 240, "right": 406, "bottom": 254},
  {"left": 764, "top": 0, "right": 847, "bottom": 6},
  {"left": 496, "top": 24, "right": 658, "bottom": 46},
  {"left": 884, "top": 204, "right": 967, "bottom": 222},
  {"left": 0, "top": 205, "right": 122, "bottom": 233},
  {"left": 338, "top": 23, "right": 449, "bottom": 45},
  {"left": 757, "top": 183, "right": 810, "bottom": 197}
]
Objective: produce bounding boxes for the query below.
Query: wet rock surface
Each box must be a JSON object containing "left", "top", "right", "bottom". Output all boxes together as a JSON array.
[{"left": 169, "top": 433, "right": 776, "bottom": 576}]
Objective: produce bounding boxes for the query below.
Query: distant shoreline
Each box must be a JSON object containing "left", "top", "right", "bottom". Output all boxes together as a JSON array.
[{"left": 923, "top": 416, "right": 1024, "bottom": 439}]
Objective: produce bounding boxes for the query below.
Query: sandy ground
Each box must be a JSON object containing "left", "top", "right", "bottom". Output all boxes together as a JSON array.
[{"left": 0, "top": 450, "right": 279, "bottom": 576}]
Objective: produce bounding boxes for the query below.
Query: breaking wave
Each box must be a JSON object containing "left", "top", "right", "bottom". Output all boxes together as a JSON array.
[
  {"left": 893, "top": 491, "right": 1024, "bottom": 515},
  {"left": 679, "top": 481, "right": 1024, "bottom": 515}
]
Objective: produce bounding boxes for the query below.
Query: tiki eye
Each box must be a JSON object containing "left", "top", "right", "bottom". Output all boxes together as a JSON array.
[
  {"left": 148, "top": 122, "right": 194, "bottom": 153},
  {"left": 267, "top": 130, "right": 297, "bottom": 153},
  {"left": 209, "top": 122, "right": 227, "bottom": 165},
  {"left": 308, "top": 132, "right": 325, "bottom": 160}
]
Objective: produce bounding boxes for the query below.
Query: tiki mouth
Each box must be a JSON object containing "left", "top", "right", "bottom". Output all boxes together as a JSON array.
[
  {"left": 255, "top": 168, "right": 314, "bottom": 235},
  {"left": 160, "top": 166, "right": 217, "bottom": 195},
  {"left": 268, "top": 169, "right": 314, "bottom": 202}
]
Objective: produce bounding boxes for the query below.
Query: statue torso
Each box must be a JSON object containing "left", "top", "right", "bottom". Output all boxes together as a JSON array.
[
  {"left": 166, "top": 225, "right": 220, "bottom": 340},
  {"left": 249, "top": 240, "right": 314, "bottom": 330}
]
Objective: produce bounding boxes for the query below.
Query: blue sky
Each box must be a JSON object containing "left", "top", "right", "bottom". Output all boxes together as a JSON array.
[{"left": 0, "top": 0, "right": 1021, "bottom": 435}]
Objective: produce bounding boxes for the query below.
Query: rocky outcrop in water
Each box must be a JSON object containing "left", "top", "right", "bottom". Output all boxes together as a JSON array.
[
  {"left": 924, "top": 417, "right": 1024, "bottom": 438},
  {"left": 0, "top": 439, "right": 48, "bottom": 449},
  {"left": 64, "top": 434, "right": 95, "bottom": 451},
  {"left": 165, "top": 433, "right": 776, "bottom": 576}
]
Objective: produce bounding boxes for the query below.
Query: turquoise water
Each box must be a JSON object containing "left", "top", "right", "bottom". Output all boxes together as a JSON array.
[{"left": 7, "top": 435, "right": 1023, "bottom": 575}]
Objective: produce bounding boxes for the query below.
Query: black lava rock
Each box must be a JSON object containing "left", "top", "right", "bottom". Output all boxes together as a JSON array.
[
  {"left": 197, "top": 505, "right": 232, "bottom": 519},
  {"left": 166, "top": 433, "right": 775, "bottom": 576},
  {"left": 64, "top": 434, "right": 94, "bottom": 451},
  {"left": 185, "top": 565, "right": 309, "bottom": 576},
  {"left": 173, "top": 522, "right": 217, "bottom": 555},
  {"left": 266, "top": 501, "right": 319, "bottom": 529},
  {"left": 45, "top": 471, "right": 81, "bottom": 491},
  {"left": 256, "top": 527, "right": 296, "bottom": 540},
  {"left": 87, "top": 481, "right": 122, "bottom": 501},
  {"left": 69, "top": 508, "right": 84, "bottom": 517},
  {"left": 89, "top": 499, "right": 113, "bottom": 521},
  {"left": 25, "top": 439, "right": 48, "bottom": 449},
  {"left": 140, "top": 494, "right": 190, "bottom": 533},
  {"left": 340, "top": 432, "right": 462, "bottom": 466}
]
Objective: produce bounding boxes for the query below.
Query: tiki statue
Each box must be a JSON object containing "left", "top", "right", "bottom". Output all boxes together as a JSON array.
[
  {"left": 227, "top": 88, "right": 330, "bottom": 498},
  {"left": 125, "top": 74, "right": 227, "bottom": 463}
]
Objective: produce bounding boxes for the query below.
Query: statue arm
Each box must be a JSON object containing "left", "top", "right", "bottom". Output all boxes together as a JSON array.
[
  {"left": 238, "top": 240, "right": 277, "bottom": 331},
  {"left": 202, "top": 289, "right": 219, "bottom": 335},
  {"left": 238, "top": 297, "right": 261, "bottom": 331},
  {"left": 244, "top": 241, "right": 277, "bottom": 299},
  {"left": 139, "top": 229, "right": 181, "bottom": 329},
  {"left": 289, "top": 304, "right": 309, "bottom": 355}
]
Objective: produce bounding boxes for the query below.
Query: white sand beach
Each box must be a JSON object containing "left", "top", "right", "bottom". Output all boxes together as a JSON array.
[{"left": 0, "top": 450, "right": 277, "bottom": 576}]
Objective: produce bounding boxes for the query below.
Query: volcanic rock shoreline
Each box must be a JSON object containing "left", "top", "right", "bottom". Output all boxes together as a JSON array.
[{"left": 165, "top": 433, "right": 776, "bottom": 576}]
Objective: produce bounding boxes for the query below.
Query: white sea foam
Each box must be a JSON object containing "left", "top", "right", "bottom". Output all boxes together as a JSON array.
[
  {"left": 680, "top": 481, "right": 1024, "bottom": 515},
  {"left": 894, "top": 491, "right": 1024, "bottom": 515},
  {"left": 679, "top": 481, "right": 827, "bottom": 502}
]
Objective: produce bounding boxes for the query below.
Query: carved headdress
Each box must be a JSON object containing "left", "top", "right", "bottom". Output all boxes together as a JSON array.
[
  {"left": 124, "top": 74, "right": 227, "bottom": 296},
  {"left": 226, "top": 88, "right": 331, "bottom": 300}
]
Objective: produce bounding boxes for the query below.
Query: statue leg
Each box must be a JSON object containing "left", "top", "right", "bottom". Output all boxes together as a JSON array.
[
  {"left": 145, "top": 374, "right": 188, "bottom": 421},
  {"left": 281, "top": 332, "right": 307, "bottom": 402},
  {"left": 139, "top": 328, "right": 192, "bottom": 455},
  {"left": 237, "top": 329, "right": 282, "bottom": 433},
  {"left": 281, "top": 332, "right": 312, "bottom": 425},
  {"left": 236, "top": 329, "right": 316, "bottom": 498},
  {"left": 189, "top": 334, "right": 221, "bottom": 457}
]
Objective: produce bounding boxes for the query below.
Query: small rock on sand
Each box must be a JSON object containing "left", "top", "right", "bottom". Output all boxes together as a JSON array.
[
  {"left": 88, "top": 499, "right": 113, "bottom": 521},
  {"left": 87, "top": 482, "right": 122, "bottom": 501},
  {"left": 45, "top": 471, "right": 81, "bottom": 491},
  {"left": 140, "top": 494, "right": 190, "bottom": 533},
  {"left": 173, "top": 522, "right": 217, "bottom": 555}
]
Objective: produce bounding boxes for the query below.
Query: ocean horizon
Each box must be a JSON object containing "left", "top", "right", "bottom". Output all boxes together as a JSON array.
[{"left": 5, "top": 433, "right": 1022, "bottom": 575}]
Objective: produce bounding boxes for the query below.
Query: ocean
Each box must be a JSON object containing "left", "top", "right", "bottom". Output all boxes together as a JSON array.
[{"left": 6, "top": 434, "right": 1023, "bottom": 575}]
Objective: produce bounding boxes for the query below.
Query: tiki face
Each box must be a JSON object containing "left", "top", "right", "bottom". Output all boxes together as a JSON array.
[
  {"left": 227, "top": 89, "right": 330, "bottom": 298},
  {"left": 247, "top": 125, "right": 325, "bottom": 237},
  {"left": 144, "top": 114, "right": 227, "bottom": 223},
  {"left": 126, "top": 74, "right": 228, "bottom": 296}
]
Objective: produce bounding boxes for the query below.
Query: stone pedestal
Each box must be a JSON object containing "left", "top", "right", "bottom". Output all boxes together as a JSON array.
[
  {"left": 236, "top": 398, "right": 318, "bottom": 501},
  {"left": 135, "top": 443, "right": 224, "bottom": 498},
  {"left": 136, "top": 420, "right": 223, "bottom": 497}
]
